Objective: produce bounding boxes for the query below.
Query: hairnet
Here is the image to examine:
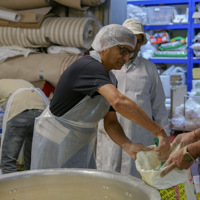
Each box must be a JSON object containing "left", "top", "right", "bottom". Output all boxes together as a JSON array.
[
  {"left": 123, "top": 19, "right": 148, "bottom": 45},
  {"left": 91, "top": 24, "right": 136, "bottom": 51}
]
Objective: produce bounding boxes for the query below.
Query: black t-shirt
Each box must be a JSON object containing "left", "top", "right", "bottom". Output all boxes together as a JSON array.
[{"left": 50, "top": 55, "right": 115, "bottom": 117}]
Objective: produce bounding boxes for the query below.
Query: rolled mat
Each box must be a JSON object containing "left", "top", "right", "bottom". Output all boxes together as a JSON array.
[
  {"left": 0, "top": 53, "right": 82, "bottom": 87},
  {"left": 0, "top": 0, "right": 48, "bottom": 10},
  {"left": 81, "top": 0, "right": 105, "bottom": 6},
  {"left": 0, "top": 7, "right": 54, "bottom": 29},
  {"left": 0, "top": 0, "right": 105, "bottom": 10},
  {"left": 45, "top": 17, "right": 98, "bottom": 49},
  {"left": 0, "top": 17, "right": 98, "bottom": 49}
]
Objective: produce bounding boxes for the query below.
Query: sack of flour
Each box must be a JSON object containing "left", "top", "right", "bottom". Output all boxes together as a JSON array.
[{"left": 135, "top": 144, "right": 197, "bottom": 200}]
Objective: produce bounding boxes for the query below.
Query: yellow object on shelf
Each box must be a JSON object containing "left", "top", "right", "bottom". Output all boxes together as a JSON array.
[{"left": 193, "top": 68, "right": 200, "bottom": 79}]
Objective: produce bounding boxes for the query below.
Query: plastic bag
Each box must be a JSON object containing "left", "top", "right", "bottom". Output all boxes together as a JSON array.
[
  {"left": 193, "top": 32, "right": 200, "bottom": 43},
  {"left": 159, "top": 41, "right": 185, "bottom": 51},
  {"left": 190, "top": 43, "right": 200, "bottom": 50},
  {"left": 194, "top": 175, "right": 200, "bottom": 200},
  {"left": 154, "top": 50, "right": 187, "bottom": 57},
  {"left": 171, "top": 91, "right": 200, "bottom": 129},
  {"left": 140, "top": 33, "right": 157, "bottom": 59},
  {"left": 194, "top": 50, "right": 200, "bottom": 58},
  {"left": 135, "top": 144, "right": 197, "bottom": 199},
  {"left": 127, "top": 4, "right": 148, "bottom": 25}
]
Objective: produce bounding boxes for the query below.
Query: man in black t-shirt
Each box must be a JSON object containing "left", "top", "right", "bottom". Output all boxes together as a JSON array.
[
  {"left": 50, "top": 55, "right": 116, "bottom": 116},
  {"left": 31, "top": 24, "right": 171, "bottom": 170}
]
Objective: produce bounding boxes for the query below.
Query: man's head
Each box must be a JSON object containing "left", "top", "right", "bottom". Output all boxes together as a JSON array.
[
  {"left": 123, "top": 19, "right": 147, "bottom": 59},
  {"left": 91, "top": 24, "right": 137, "bottom": 71}
]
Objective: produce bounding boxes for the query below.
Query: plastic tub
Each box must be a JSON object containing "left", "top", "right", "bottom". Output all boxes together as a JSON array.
[{"left": 148, "top": 6, "right": 174, "bottom": 25}]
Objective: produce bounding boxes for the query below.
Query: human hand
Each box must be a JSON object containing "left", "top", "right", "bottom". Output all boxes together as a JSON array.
[
  {"left": 122, "top": 143, "right": 154, "bottom": 160},
  {"left": 171, "top": 132, "right": 195, "bottom": 151},
  {"left": 155, "top": 131, "right": 171, "bottom": 162},
  {"left": 160, "top": 148, "right": 194, "bottom": 177}
]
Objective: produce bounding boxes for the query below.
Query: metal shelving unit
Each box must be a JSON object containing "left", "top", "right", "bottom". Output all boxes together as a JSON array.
[
  {"left": 149, "top": 58, "right": 188, "bottom": 64},
  {"left": 143, "top": 24, "right": 190, "bottom": 30},
  {"left": 127, "top": 0, "right": 189, "bottom": 5},
  {"left": 127, "top": 0, "right": 200, "bottom": 91}
]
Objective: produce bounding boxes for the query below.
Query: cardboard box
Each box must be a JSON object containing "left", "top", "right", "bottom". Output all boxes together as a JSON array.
[
  {"left": 160, "top": 74, "right": 186, "bottom": 97},
  {"left": 170, "top": 75, "right": 183, "bottom": 86},
  {"left": 193, "top": 68, "right": 200, "bottom": 79}
]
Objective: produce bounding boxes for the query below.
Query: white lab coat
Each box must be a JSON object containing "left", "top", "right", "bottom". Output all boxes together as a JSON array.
[{"left": 96, "top": 56, "right": 170, "bottom": 178}]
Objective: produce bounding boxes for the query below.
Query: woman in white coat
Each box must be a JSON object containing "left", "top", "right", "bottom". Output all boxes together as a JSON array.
[{"left": 96, "top": 19, "right": 170, "bottom": 178}]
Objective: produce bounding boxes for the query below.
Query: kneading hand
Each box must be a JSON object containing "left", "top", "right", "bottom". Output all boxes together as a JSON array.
[
  {"left": 155, "top": 133, "right": 171, "bottom": 162},
  {"left": 122, "top": 143, "right": 154, "bottom": 160},
  {"left": 160, "top": 148, "right": 194, "bottom": 177},
  {"left": 171, "top": 132, "right": 195, "bottom": 150}
]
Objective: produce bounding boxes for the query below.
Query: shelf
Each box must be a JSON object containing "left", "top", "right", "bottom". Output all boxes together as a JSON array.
[
  {"left": 171, "top": 127, "right": 193, "bottom": 132},
  {"left": 149, "top": 57, "right": 188, "bottom": 63},
  {"left": 192, "top": 58, "right": 200, "bottom": 64},
  {"left": 143, "top": 24, "right": 189, "bottom": 30},
  {"left": 127, "top": 0, "right": 189, "bottom": 5},
  {"left": 127, "top": 0, "right": 195, "bottom": 92},
  {"left": 193, "top": 24, "right": 200, "bottom": 29}
]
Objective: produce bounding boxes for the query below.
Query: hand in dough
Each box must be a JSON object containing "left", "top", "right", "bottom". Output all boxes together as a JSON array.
[{"left": 122, "top": 143, "right": 154, "bottom": 160}]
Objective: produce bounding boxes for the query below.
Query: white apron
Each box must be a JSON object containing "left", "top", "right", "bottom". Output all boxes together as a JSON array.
[
  {"left": 0, "top": 88, "right": 49, "bottom": 164},
  {"left": 31, "top": 94, "right": 110, "bottom": 169},
  {"left": 96, "top": 57, "right": 169, "bottom": 178},
  {"left": 31, "top": 50, "right": 115, "bottom": 169}
]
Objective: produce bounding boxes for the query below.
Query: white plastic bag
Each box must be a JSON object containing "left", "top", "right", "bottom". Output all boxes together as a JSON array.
[
  {"left": 171, "top": 91, "right": 200, "bottom": 129},
  {"left": 127, "top": 4, "right": 148, "bottom": 25},
  {"left": 136, "top": 144, "right": 197, "bottom": 199},
  {"left": 136, "top": 144, "right": 188, "bottom": 189},
  {"left": 140, "top": 33, "right": 157, "bottom": 59},
  {"left": 190, "top": 43, "right": 200, "bottom": 50}
]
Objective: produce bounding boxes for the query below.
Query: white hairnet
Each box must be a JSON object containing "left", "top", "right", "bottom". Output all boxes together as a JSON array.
[{"left": 91, "top": 24, "right": 136, "bottom": 51}]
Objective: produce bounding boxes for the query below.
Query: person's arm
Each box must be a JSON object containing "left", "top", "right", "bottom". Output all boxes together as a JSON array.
[
  {"left": 160, "top": 128, "right": 200, "bottom": 177},
  {"left": 161, "top": 140, "right": 200, "bottom": 177},
  {"left": 171, "top": 129, "right": 200, "bottom": 150},
  {"left": 104, "top": 111, "right": 153, "bottom": 159},
  {"left": 97, "top": 84, "right": 171, "bottom": 161}
]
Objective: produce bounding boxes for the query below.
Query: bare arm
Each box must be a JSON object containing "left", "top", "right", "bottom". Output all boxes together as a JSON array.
[
  {"left": 104, "top": 111, "right": 153, "bottom": 159},
  {"left": 98, "top": 84, "right": 161, "bottom": 134},
  {"left": 161, "top": 140, "right": 200, "bottom": 177},
  {"left": 97, "top": 84, "right": 171, "bottom": 161},
  {"left": 161, "top": 128, "right": 200, "bottom": 177},
  {"left": 170, "top": 129, "right": 200, "bottom": 150}
]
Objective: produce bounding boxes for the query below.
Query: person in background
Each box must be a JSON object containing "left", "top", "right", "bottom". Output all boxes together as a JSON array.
[
  {"left": 161, "top": 128, "right": 200, "bottom": 177},
  {"left": 96, "top": 19, "right": 169, "bottom": 178},
  {"left": 0, "top": 79, "right": 49, "bottom": 174},
  {"left": 31, "top": 24, "right": 171, "bottom": 170}
]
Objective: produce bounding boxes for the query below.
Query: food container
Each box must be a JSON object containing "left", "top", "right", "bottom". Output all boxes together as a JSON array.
[
  {"left": 148, "top": 6, "right": 174, "bottom": 25},
  {"left": 0, "top": 168, "right": 161, "bottom": 200}
]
